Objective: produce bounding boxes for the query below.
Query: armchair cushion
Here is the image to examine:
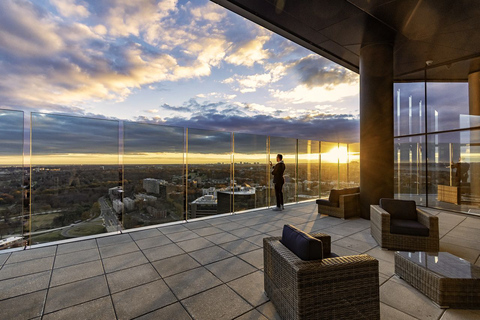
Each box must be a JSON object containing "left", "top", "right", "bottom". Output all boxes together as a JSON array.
[
  {"left": 281, "top": 224, "right": 323, "bottom": 261},
  {"left": 390, "top": 219, "right": 430, "bottom": 237},
  {"left": 380, "top": 198, "right": 417, "bottom": 220}
]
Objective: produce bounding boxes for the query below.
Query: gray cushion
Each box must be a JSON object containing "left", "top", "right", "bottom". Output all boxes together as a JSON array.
[
  {"left": 380, "top": 198, "right": 417, "bottom": 220},
  {"left": 390, "top": 219, "right": 430, "bottom": 237},
  {"left": 281, "top": 224, "right": 323, "bottom": 261}
]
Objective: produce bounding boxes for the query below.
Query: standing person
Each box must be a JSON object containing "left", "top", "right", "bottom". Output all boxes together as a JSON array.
[{"left": 270, "top": 154, "right": 286, "bottom": 211}]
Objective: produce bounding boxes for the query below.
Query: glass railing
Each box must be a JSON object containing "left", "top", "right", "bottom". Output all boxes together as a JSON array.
[{"left": 0, "top": 110, "right": 360, "bottom": 249}]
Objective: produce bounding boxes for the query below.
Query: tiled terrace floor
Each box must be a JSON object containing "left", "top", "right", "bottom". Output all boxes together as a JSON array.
[{"left": 1, "top": 202, "right": 480, "bottom": 320}]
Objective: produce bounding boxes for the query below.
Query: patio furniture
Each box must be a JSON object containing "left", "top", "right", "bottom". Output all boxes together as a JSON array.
[
  {"left": 316, "top": 187, "right": 360, "bottom": 219},
  {"left": 370, "top": 199, "right": 439, "bottom": 251},
  {"left": 263, "top": 225, "right": 380, "bottom": 320},
  {"left": 395, "top": 251, "right": 480, "bottom": 309}
]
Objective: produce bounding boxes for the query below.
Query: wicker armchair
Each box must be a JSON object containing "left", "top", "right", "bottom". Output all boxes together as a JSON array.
[
  {"left": 370, "top": 200, "right": 439, "bottom": 251},
  {"left": 316, "top": 187, "right": 360, "bottom": 219},
  {"left": 263, "top": 233, "right": 380, "bottom": 320}
]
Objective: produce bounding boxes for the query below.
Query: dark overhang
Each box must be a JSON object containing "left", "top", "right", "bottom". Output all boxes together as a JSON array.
[{"left": 213, "top": 0, "right": 480, "bottom": 81}]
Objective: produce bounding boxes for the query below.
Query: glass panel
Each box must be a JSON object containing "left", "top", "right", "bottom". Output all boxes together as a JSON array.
[
  {"left": 427, "top": 130, "right": 480, "bottom": 213},
  {"left": 233, "top": 133, "right": 268, "bottom": 212},
  {"left": 0, "top": 110, "right": 25, "bottom": 250},
  {"left": 347, "top": 142, "right": 360, "bottom": 187},
  {"left": 426, "top": 82, "right": 472, "bottom": 132},
  {"left": 394, "top": 136, "right": 426, "bottom": 206},
  {"left": 338, "top": 143, "right": 349, "bottom": 189},
  {"left": 269, "top": 136, "right": 297, "bottom": 205},
  {"left": 297, "top": 139, "right": 320, "bottom": 201},
  {"left": 320, "top": 141, "right": 339, "bottom": 198},
  {"left": 186, "top": 128, "right": 232, "bottom": 219},
  {"left": 30, "top": 113, "right": 119, "bottom": 245},
  {"left": 123, "top": 122, "right": 184, "bottom": 229},
  {"left": 394, "top": 82, "right": 425, "bottom": 136}
]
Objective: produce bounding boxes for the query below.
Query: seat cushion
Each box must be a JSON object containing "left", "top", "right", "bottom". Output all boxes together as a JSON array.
[
  {"left": 316, "top": 199, "right": 338, "bottom": 207},
  {"left": 390, "top": 219, "right": 430, "bottom": 237},
  {"left": 380, "top": 198, "right": 417, "bottom": 220},
  {"left": 281, "top": 224, "right": 323, "bottom": 261}
]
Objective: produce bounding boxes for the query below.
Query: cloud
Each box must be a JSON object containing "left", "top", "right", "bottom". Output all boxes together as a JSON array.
[
  {"left": 270, "top": 83, "right": 358, "bottom": 105},
  {"left": 50, "top": 0, "right": 90, "bottom": 18},
  {"left": 225, "top": 35, "right": 272, "bottom": 67},
  {"left": 222, "top": 63, "right": 286, "bottom": 93},
  {"left": 190, "top": 1, "right": 226, "bottom": 22}
]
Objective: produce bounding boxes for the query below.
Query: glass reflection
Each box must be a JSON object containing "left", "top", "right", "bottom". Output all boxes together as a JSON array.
[
  {"left": 348, "top": 143, "right": 360, "bottom": 187},
  {"left": 0, "top": 110, "right": 25, "bottom": 250},
  {"left": 297, "top": 139, "right": 320, "bottom": 201},
  {"left": 320, "top": 141, "right": 339, "bottom": 197},
  {"left": 30, "top": 113, "right": 119, "bottom": 245},
  {"left": 186, "top": 128, "right": 232, "bottom": 219},
  {"left": 394, "top": 82, "right": 425, "bottom": 136},
  {"left": 123, "top": 122, "right": 185, "bottom": 229},
  {"left": 427, "top": 130, "right": 480, "bottom": 213},
  {"left": 233, "top": 133, "right": 268, "bottom": 212},
  {"left": 394, "top": 136, "right": 426, "bottom": 206}
]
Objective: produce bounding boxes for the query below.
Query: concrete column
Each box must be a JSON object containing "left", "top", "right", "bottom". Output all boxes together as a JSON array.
[
  {"left": 468, "top": 71, "right": 480, "bottom": 204},
  {"left": 360, "top": 43, "right": 394, "bottom": 219}
]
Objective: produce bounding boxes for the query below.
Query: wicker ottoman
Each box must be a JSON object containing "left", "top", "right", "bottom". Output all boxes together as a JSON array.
[{"left": 394, "top": 251, "right": 480, "bottom": 309}]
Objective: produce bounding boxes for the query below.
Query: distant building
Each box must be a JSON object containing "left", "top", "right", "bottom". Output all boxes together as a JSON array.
[
  {"left": 112, "top": 199, "right": 123, "bottom": 214},
  {"left": 143, "top": 178, "right": 167, "bottom": 198},
  {"left": 190, "top": 194, "right": 217, "bottom": 218},
  {"left": 108, "top": 186, "right": 123, "bottom": 201},
  {"left": 135, "top": 193, "right": 157, "bottom": 205},
  {"left": 123, "top": 197, "right": 135, "bottom": 212},
  {"left": 217, "top": 185, "right": 256, "bottom": 213}
]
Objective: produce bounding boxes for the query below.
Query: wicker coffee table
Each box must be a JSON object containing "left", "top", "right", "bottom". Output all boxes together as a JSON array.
[{"left": 395, "top": 251, "right": 480, "bottom": 309}]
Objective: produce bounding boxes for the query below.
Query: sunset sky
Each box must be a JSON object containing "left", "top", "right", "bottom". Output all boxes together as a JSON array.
[{"left": 0, "top": 0, "right": 360, "bottom": 143}]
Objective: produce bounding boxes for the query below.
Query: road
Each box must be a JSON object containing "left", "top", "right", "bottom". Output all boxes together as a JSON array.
[{"left": 99, "top": 197, "right": 122, "bottom": 232}]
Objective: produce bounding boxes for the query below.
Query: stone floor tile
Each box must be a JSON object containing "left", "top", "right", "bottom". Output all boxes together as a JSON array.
[
  {"left": 238, "top": 249, "right": 263, "bottom": 269},
  {"left": 205, "top": 217, "right": 234, "bottom": 226},
  {"left": 256, "top": 302, "right": 282, "bottom": 320},
  {"left": 102, "top": 251, "right": 149, "bottom": 273},
  {"left": 330, "top": 244, "right": 362, "bottom": 257},
  {"left": 206, "top": 257, "right": 256, "bottom": 282},
  {"left": 380, "top": 276, "right": 444, "bottom": 320},
  {"left": 228, "top": 227, "right": 263, "bottom": 238},
  {"left": 112, "top": 279, "right": 177, "bottom": 320},
  {"left": 107, "top": 263, "right": 160, "bottom": 293},
  {"left": 54, "top": 248, "right": 100, "bottom": 269},
  {"left": 182, "top": 285, "right": 251, "bottom": 320},
  {"left": 189, "top": 246, "right": 233, "bottom": 265},
  {"left": 143, "top": 243, "right": 185, "bottom": 262},
  {"left": 250, "top": 224, "right": 281, "bottom": 234},
  {"left": 165, "top": 230, "right": 200, "bottom": 242},
  {"left": 333, "top": 237, "right": 377, "bottom": 253},
  {"left": 379, "top": 273, "right": 391, "bottom": 286},
  {"left": 128, "top": 228, "right": 162, "bottom": 241},
  {"left": 98, "top": 241, "right": 140, "bottom": 259},
  {"left": 458, "top": 217, "right": 480, "bottom": 229},
  {"left": 204, "top": 232, "right": 240, "bottom": 245},
  {"left": 0, "top": 252, "right": 10, "bottom": 266},
  {"left": 439, "top": 242, "right": 480, "bottom": 264},
  {"left": 56, "top": 239, "right": 97, "bottom": 255},
  {"left": 235, "top": 309, "right": 269, "bottom": 320},
  {"left": 96, "top": 233, "right": 133, "bottom": 247},
  {"left": 176, "top": 237, "right": 215, "bottom": 253},
  {"left": 44, "top": 275, "right": 109, "bottom": 313},
  {"left": 136, "top": 302, "right": 192, "bottom": 320},
  {"left": 42, "top": 296, "right": 116, "bottom": 320},
  {"left": 164, "top": 267, "right": 222, "bottom": 299},
  {"left": 158, "top": 224, "right": 189, "bottom": 235},
  {"left": 193, "top": 226, "right": 223, "bottom": 237},
  {"left": 440, "top": 309, "right": 480, "bottom": 320},
  {"left": 152, "top": 253, "right": 201, "bottom": 278},
  {"left": 184, "top": 220, "right": 212, "bottom": 230},
  {"left": 0, "top": 256, "right": 54, "bottom": 280},
  {"left": 364, "top": 246, "right": 396, "bottom": 263},
  {"left": 134, "top": 234, "right": 172, "bottom": 250},
  {"left": 227, "top": 270, "right": 268, "bottom": 307},
  {"left": 321, "top": 223, "right": 369, "bottom": 236},
  {"left": 219, "top": 239, "right": 261, "bottom": 255},
  {"left": 215, "top": 222, "right": 244, "bottom": 232},
  {"left": 6, "top": 246, "right": 56, "bottom": 264},
  {"left": 50, "top": 260, "right": 104, "bottom": 287},
  {"left": 0, "top": 289, "right": 46, "bottom": 320},
  {"left": 380, "top": 302, "right": 418, "bottom": 320},
  {"left": 379, "top": 258, "right": 395, "bottom": 277},
  {"left": 0, "top": 271, "right": 50, "bottom": 300}
]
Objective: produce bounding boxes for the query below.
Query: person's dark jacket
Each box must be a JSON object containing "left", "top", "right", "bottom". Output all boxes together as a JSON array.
[{"left": 272, "top": 161, "right": 285, "bottom": 184}]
